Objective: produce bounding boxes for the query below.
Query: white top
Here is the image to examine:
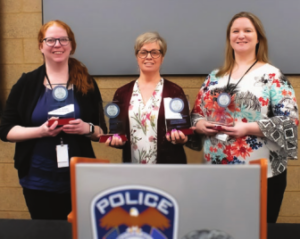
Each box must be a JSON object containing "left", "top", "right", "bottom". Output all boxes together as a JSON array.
[{"left": 128, "top": 79, "right": 164, "bottom": 164}]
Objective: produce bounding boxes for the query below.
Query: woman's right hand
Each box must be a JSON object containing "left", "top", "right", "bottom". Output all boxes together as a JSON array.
[
  {"left": 6, "top": 120, "right": 63, "bottom": 142},
  {"left": 105, "top": 134, "right": 126, "bottom": 147},
  {"left": 39, "top": 120, "right": 63, "bottom": 138},
  {"left": 194, "top": 119, "right": 219, "bottom": 136}
]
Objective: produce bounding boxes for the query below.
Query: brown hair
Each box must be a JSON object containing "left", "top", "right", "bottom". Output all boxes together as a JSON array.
[
  {"left": 38, "top": 20, "right": 94, "bottom": 94},
  {"left": 216, "top": 12, "right": 269, "bottom": 77},
  {"left": 134, "top": 32, "right": 167, "bottom": 56}
]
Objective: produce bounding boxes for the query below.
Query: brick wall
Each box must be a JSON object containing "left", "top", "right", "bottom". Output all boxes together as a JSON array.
[
  {"left": 0, "top": 0, "right": 299, "bottom": 222},
  {"left": 0, "top": 0, "right": 43, "bottom": 219}
]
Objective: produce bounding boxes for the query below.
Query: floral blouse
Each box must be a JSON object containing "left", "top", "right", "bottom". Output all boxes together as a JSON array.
[
  {"left": 128, "top": 79, "right": 164, "bottom": 164},
  {"left": 191, "top": 64, "right": 298, "bottom": 177}
]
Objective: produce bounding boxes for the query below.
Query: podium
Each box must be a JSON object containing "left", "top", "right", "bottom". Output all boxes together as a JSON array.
[{"left": 68, "top": 158, "right": 267, "bottom": 239}]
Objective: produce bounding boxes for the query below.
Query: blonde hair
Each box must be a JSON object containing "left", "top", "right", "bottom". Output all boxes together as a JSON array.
[
  {"left": 134, "top": 32, "right": 167, "bottom": 56},
  {"left": 216, "top": 12, "right": 269, "bottom": 77}
]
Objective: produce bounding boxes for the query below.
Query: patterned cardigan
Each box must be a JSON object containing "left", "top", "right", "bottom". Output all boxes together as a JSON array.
[{"left": 189, "top": 64, "right": 298, "bottom": 177}]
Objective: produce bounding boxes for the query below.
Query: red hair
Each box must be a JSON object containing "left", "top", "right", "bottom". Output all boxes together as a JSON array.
[{"left": 38, "top": 20, "right": 94, "bottom": 94}]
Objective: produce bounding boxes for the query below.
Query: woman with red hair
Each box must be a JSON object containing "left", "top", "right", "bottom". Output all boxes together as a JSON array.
[{"left": 0, "top": 20, "right": 107, "bottom": 219}]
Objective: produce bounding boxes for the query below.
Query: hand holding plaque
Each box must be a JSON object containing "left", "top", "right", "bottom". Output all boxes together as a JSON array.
[
  {"left": 99, "top": 101, "right": 127, "bottom": 143},
  {"left": 164, "top": 97, "right": 193, "bottom": 136},
  {"left": 46, "top": 83, "right": 75, "bottom": 126}
]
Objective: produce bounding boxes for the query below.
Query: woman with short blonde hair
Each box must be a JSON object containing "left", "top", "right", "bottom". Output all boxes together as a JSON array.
[
  {"left": 134, "top": 31, "right": 167, "bottom": 57},
  {"left": 106, "top": 32, "right": 189, "bottom": 164}
]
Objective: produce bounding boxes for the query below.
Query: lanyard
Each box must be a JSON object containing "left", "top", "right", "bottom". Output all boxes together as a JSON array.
[
  {"left": 44, "top": 65, "right": 70, "bottom": 89},
  {"left": 226, "top": 60, "right": 258, "bottom": 92}
]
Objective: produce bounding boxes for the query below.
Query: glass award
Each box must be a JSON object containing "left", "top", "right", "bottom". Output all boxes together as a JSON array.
[
  {"left": 205, "top": 91, "right": 235, "bottom": 127},
  {"left": 164, "top": 97, "right": 193, "bottom": 135},
  {"left": 46, "top": 83, "right": 75, "bottom": 126},
  {"left": 99, "top": 101, "right": 128, "bottom": 143}
]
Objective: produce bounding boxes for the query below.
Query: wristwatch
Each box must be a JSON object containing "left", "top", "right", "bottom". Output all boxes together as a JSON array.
[{"left": 86, "top": 123, "right": 94, "bottom": 136}]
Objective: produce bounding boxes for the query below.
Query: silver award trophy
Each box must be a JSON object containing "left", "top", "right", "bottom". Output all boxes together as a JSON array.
[
  {"left": 99, "top": 101, "right": 127, "bottom": 143},
  {"left": 164, "top": 97, "right": 193, "bottom": 135},
  {"left": 46, "top": 83, "right": 75, "bottom": 126},
  {"left": 205, "top": 91, "right": 235, "bottom": 141},
  {"left": 205, "top": 92, "right": 235, "bottom": 127}
]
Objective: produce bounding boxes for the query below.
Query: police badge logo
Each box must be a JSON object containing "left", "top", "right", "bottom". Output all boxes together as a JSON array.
[
  {"left": 169, "top": 98, "right": 184, "bottom": 113},
  {"left": 52, "top": 85, "right": 68, "bottom": 101},
  {"left": 105, "top": 103, "right": 120, "bottom": 119},
  {"left": 91, "top": 185, "right": 178, "bottom": 239}
]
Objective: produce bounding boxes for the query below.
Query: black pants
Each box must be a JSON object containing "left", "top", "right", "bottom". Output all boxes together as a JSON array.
[
  {"left": 267, "top": 169, "right": 287, "bottom": 223},
  {"left": 23, "top": 188, "right": 71, "bottom": 220}
]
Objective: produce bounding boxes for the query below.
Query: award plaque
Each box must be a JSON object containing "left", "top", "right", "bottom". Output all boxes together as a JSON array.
[
  {"left": 99, "top": 101, "right": 127, "bottom": 143},
  {"left": 205, "top": 91, "right": 235, "bottom": 141},
  {"left": 164, "top": 97, "right": 193, "bottom": 135},
  {"left": 46, "top": 83, "right": 75, "bottom": 126},
  {"left": 205, "top": 91, "right": 235, "bottom": 127},
  {"left": 217, "top": 93, "right": 231, "bottom": 108}
]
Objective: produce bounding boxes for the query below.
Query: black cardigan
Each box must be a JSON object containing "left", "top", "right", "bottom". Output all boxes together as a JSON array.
[{"left": 0, "top": 65, "right": 107, "bottom": 178}]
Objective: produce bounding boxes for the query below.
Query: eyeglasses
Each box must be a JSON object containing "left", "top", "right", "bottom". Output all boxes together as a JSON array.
[
  {"left": 137, "top": 50, "right": 162, "bottom": 59},
  {"left": 43, "top": 37, "right": 70, "bottom": 47}
]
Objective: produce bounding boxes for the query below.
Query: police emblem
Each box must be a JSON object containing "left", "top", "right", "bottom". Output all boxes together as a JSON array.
[
  {"left": 169, "top": 98, "right": 184, "bottom": 113},
  {"left": 91, "top": 185, "right": 178, "bottom": 239},
  {"left": 52, "top": 85, "right": 68, "bottom": 101}
]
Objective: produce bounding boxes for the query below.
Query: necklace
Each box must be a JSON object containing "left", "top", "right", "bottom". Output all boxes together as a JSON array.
[
  {"left": 44, "top": 65, "right": 70, "bottom": 101},
  {"left": 226, "top": 60, "right": 258, "bottom": 92},
  {"left": 217, "top": 60, "right": 258, "bottom": 108}
]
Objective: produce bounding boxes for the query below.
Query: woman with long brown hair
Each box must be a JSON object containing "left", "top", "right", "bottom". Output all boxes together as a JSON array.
[
  {"left": 0, "top": 20, "right": 107, "bottom": 220},
  {"left": 190, "top": 12, "right": 298, "bottom": 223}
]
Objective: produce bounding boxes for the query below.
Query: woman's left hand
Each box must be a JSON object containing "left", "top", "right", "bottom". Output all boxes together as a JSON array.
[
  {"left": 221, "top": 122, "right": 248, "bottom": 138},
  {"left": 62, "top": 119, "right": 89, "bottom": 135},
  {"left": 166, "top": 129, "right": 188, "bottom": 144},
  {"left": 221, "top": 121, "right": 264, "bottom": 138}
]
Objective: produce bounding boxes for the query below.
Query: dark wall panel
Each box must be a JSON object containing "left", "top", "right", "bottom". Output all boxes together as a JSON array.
[{"left": 43, "top": 0, "right": 300, "bottom": 75}]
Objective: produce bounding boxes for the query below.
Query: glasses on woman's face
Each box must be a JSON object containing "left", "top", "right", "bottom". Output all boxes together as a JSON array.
[
  {"left": 43, "top": 37, "right": 70, "bottom": 47},
  {"left": 137, "top": 49, "right": 162, "bottom": 59}
]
